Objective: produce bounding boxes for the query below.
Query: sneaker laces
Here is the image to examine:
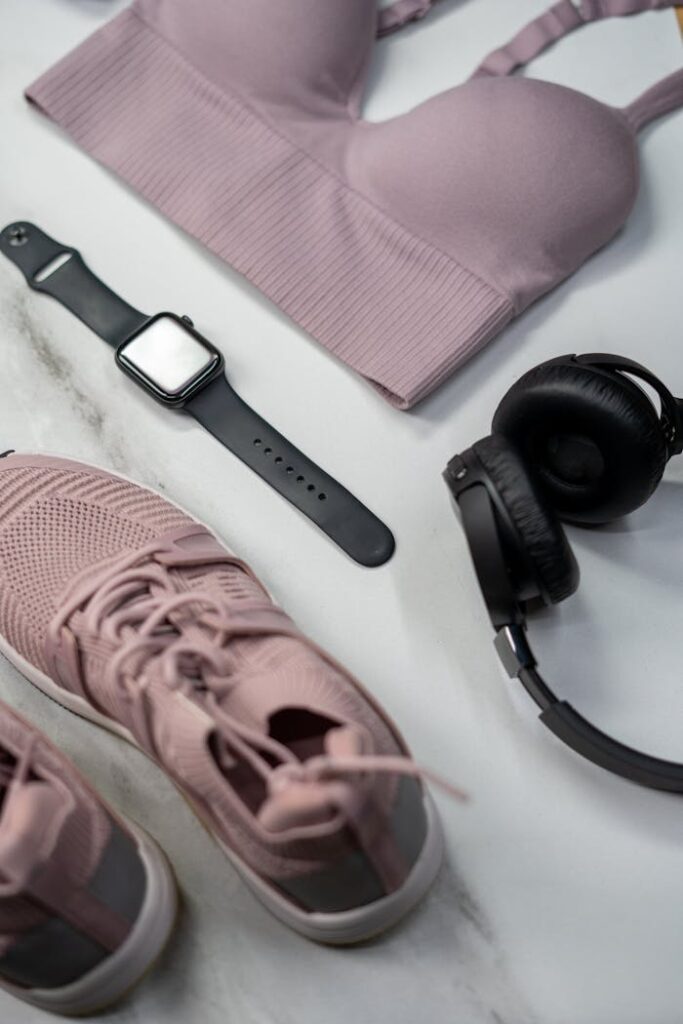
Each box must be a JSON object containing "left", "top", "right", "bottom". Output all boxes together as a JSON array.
[
  {"left": 0, "top": 735, "right": 35, "bottom": 798},
  {"left": 50, "top": 540, "right": 466, "bottom": 819},
  {"left": 0, "top": 733, "right": 73, "bottom": 894}
]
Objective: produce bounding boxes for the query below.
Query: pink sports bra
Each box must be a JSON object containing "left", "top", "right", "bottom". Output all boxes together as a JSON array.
[{"left": 27, "top": 0, "right": 683, "bottom": 409}]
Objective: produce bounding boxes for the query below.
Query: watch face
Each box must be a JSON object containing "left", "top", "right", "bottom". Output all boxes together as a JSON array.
[{"left": 116, "top": 314, "right": 222, "bottom": 406}]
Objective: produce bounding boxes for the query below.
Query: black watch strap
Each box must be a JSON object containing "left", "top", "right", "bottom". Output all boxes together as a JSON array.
[
  {"left": 0, "top": 222, "right": 149, "bottom": 347},
  {"left": 0, "top": 221, "right": 395, "bottom": 567},
  {"left": 187, "top": 376, "right": 395, "bottom": 567}
]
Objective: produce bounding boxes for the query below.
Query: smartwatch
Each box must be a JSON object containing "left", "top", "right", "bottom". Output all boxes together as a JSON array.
[{"left": 0, "top": 222, "right": 395, "bottom": 567}]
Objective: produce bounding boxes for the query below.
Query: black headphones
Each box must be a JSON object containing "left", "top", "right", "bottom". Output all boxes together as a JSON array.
[{"left": 444, "top": 353, "right": 683, "bottom": 792}]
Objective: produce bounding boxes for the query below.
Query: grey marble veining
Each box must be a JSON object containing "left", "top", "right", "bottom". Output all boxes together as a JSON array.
[{"left": 0, "top": 2, "right": 682, "bottom": 1022}]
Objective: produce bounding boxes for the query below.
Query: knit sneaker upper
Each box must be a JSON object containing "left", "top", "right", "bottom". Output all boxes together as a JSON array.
[{"left": 0, "top": 455, "right": 428, "bottom": 907}]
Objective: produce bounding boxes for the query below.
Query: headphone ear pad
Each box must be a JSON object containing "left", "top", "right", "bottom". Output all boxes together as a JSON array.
[
  {"left": 473, "top": 435, "right": 579, "bottom": 605},
  {"left": 492, "top": 360, "right": 667, "bottom": 524}
]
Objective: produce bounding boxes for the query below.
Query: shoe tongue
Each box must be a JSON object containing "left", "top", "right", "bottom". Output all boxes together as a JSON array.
[
  {"left": 0, "top": 780, "right": 70, "bottom": 889},
  {"left": 324, "top": 724, "right": 366, "bottom": 759},
  {"left": 257, "top": 726, "right": 367, "bottom": 834}
]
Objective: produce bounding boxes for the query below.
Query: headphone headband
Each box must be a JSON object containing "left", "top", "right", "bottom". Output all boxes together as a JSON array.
[
  {"left": 573, "top": 352, "right": 683, "bottom": 455},
  {"left": 496, "top": 624, "right": 683, "bottom": 793}
]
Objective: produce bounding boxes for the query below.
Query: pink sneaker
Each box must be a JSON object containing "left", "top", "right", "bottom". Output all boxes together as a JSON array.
[
  {"left": 0, "top": 700, "right": 176, "bottom": 1016},
  {"left": 0, "top": 454, "right": 443, "bottom": 943}
]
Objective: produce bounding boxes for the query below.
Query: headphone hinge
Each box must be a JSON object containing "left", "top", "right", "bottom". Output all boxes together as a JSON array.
[{"left": 494, "top": 624, "right": 536, "bottom": 678}]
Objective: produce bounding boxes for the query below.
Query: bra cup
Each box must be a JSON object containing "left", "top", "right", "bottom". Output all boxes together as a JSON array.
[
  {"left": 492, "top": 361, "right": 667, "bottom": 524},
  {"left": 134, "top": 0, "right": 375, "bottom": 111},
  {"left": 351, "top": 78, "right": 639, "bottom": 310}
]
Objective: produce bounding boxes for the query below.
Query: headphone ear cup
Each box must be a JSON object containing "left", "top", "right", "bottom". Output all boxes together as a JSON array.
[
  {"left": 492, "top": 359, "right": 667, "bottom": 524},
  {"left": 473, "top": 436, "right": 579, "bottom": 605}
]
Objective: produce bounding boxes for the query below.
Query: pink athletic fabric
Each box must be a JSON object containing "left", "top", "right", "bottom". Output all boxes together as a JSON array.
[
  {"left": 0, "top": 455, "right": 436, "bottom": 909},
  {"left": 25, "top": 1, "right": 682, "bottom": 409},
  {"left": 0, "top": 702, "right": 126, "bottom": 962}
]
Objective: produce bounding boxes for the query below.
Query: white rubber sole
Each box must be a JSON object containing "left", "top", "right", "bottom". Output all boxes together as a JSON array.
[
  {"left": 0, "top": 455, "right": 443, "bottom": 943},
  {"left": 0, "top": 821, "right": 177, "bottom": 1017}
]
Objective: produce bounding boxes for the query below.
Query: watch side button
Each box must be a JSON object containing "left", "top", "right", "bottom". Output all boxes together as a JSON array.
[{"left": 181, "top": 315, "right": 194, "bottom": 327}]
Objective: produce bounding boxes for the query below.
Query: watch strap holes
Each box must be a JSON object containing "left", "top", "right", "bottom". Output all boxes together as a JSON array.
[{"left": 252, "top": 439, "right": 324, "bottom": 499}]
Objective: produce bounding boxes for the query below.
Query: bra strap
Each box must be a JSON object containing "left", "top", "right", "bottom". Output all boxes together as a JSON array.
[
  {"left": 471, "top": 0, "right": 683, "bottom": 131},
  {"left": 623, "top": 67, "right": 683, "bottom": 130},
  {"left": 471, "top": 0, "right": 585, "bottom": 76},
  {"left": 377, "top": 0, "right": 436, "bottom": 37}
]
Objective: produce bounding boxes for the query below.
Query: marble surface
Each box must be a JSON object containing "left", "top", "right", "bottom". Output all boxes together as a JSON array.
[{"left": 0, "top": 2, "right": 682, "bottom": 1022}]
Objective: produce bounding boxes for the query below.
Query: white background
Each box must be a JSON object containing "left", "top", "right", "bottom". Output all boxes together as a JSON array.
[{"left": 0, "top": 2, "right": 681, "bottom": 1022}]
